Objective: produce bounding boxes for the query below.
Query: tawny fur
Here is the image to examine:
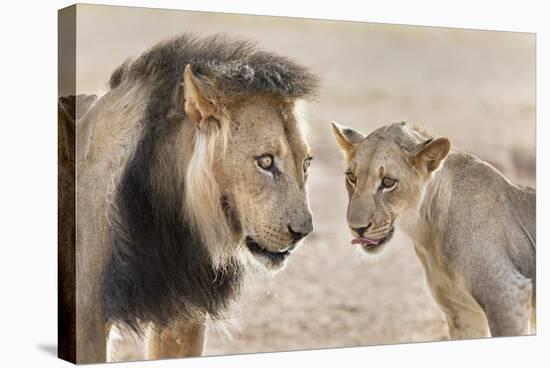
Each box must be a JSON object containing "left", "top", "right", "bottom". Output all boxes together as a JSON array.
[
  {"left": 332, "top": 121, "right": 535, "bottom": 339},
  {"left": 66, "top": 34, "right": 318, "bottom": 363}
]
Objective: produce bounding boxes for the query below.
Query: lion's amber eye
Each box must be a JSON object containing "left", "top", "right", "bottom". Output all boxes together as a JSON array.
[
  {"left": 346, "top": 171, "right": 357, "bottom": 187},
  {"left": 257, "top": 154, "right": 274, "bottom": 170},
  {"left": 381, "top": 177, "right": 397, "bottom": 190}
]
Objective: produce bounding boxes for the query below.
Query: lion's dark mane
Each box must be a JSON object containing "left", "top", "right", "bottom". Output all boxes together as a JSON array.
[
  {"left": 109, "top": 33, "right": 319, "bottom": 98},
  {"left": 102, "top": 34, "right": 319, "bottom": 332}
]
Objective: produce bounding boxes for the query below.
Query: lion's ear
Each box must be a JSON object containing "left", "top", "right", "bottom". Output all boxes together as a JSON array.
[
  {"left": 413, "top": 137, "right": 451, "bottom": 172},
  {"left": 182, "top": 64, "right": 216, "bottom": 128},
  {"left": 331, "top": 121, "right": 366, "bottom": 155}
]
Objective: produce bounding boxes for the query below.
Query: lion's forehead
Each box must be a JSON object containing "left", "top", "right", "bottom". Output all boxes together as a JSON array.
[
  {"left": 229, "top": 100, "right": 309, "bottom": 161},
  {"left": 353, "top": 139, "right": 406, "bottom": 176},
  {"left": 352, "top": 123, "right": 433, "bottom": 177}
]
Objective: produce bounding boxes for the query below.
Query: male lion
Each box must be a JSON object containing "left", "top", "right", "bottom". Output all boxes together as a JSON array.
[
  {"left": 60, "top": 34, "right": 319, "bottom": 363},
  {"left": 331, "top": 121, "right": 535, "bottom": 339}
]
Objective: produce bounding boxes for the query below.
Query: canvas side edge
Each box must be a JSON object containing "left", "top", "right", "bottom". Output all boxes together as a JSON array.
[{"left": 58, "top": 4, "right": 77, "bottom": 364}]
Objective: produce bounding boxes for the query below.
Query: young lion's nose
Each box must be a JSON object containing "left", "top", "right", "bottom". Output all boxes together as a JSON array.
[{"left": 351, "top": 223, "right": 372, "bottom": 237}]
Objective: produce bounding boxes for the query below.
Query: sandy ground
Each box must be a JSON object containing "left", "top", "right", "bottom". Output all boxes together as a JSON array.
[{"left": 70, "top": 4, "right": 536, "bottom": 359}]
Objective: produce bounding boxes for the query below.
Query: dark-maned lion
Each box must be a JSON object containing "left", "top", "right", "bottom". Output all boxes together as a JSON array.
[{"left": 61, "top": 34, "right": 319, "bottom": 363}]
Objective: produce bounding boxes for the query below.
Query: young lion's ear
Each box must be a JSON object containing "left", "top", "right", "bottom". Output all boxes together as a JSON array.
[
  {"left": 331, "top": 121, "right": 366, "bottom": 155},
  {"left": 182, "top": 64, "right": 216, "bottom": 128},
  {"left": 413, "top": 137, "right": 451, "bottom": 172}
]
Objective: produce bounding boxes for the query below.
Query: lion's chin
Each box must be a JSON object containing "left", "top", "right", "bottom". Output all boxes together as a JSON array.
[{"left": 245, "top": 236, "right": 291, "bottom": 272}]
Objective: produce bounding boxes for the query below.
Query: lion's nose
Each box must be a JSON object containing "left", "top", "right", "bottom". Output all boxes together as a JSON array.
[
  {"left": 288, "top": 225, "right": 309, "bottom": 243},
  {"left": 351, "top": 223, "right": 372, "bottom": 238},
  {"left": 288, "top": 219, "right": 313, "bottom": 243}
]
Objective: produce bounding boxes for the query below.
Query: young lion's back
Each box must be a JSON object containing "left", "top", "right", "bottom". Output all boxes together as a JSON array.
[{"left": 441, "top": 151, "right": 535, "bottom": 278}]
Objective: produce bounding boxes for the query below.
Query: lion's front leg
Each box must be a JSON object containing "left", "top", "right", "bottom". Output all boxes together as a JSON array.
[
  {"left": 429, "top": 282, "right": 490, "bottom": 339},
  {"left": 145, "top": 319, "right": 208, "bottom": 360},
  {"left": 75, "top": 302, "right": 108, "bottom": 363},
  {"left": 441, "top": 305, "right": 490, "bottom": 340}
]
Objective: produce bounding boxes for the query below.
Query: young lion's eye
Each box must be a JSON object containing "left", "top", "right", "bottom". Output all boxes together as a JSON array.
[
  {"left": 346, "top": 171, "right": 357, "bottom": 188},
  {"left": 380, "top": 177, "right": 398, "bottom": 191},
  {"left": 257, "top": 154, "right": 274, "bottom": 170}
]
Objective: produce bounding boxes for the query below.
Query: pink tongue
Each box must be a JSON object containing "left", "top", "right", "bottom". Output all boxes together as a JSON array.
[{"left": 351, "top": 237, "right": 380, "bottom": 246}]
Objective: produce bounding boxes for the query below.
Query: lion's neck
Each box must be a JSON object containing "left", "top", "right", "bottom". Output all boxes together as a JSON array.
[{"left": 398, "top": 166, "right": 452, "bottom": 248}]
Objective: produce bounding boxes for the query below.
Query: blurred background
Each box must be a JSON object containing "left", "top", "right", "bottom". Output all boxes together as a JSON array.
[{"left": 71, "top": 4, "right": 535, "bottom": 358}]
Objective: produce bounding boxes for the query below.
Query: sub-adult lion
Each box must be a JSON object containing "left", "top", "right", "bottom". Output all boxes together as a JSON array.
[
  {"left": 60, "top": 34, "right": 319, "bottom": 363},
  {"left": 331, "top": 121, "right": 535, "bottom": 339}
]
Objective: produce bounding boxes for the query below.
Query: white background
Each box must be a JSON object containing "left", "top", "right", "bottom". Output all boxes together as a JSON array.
[{"left": 0, "top": 0, "right": 547, "bottom": 366}]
